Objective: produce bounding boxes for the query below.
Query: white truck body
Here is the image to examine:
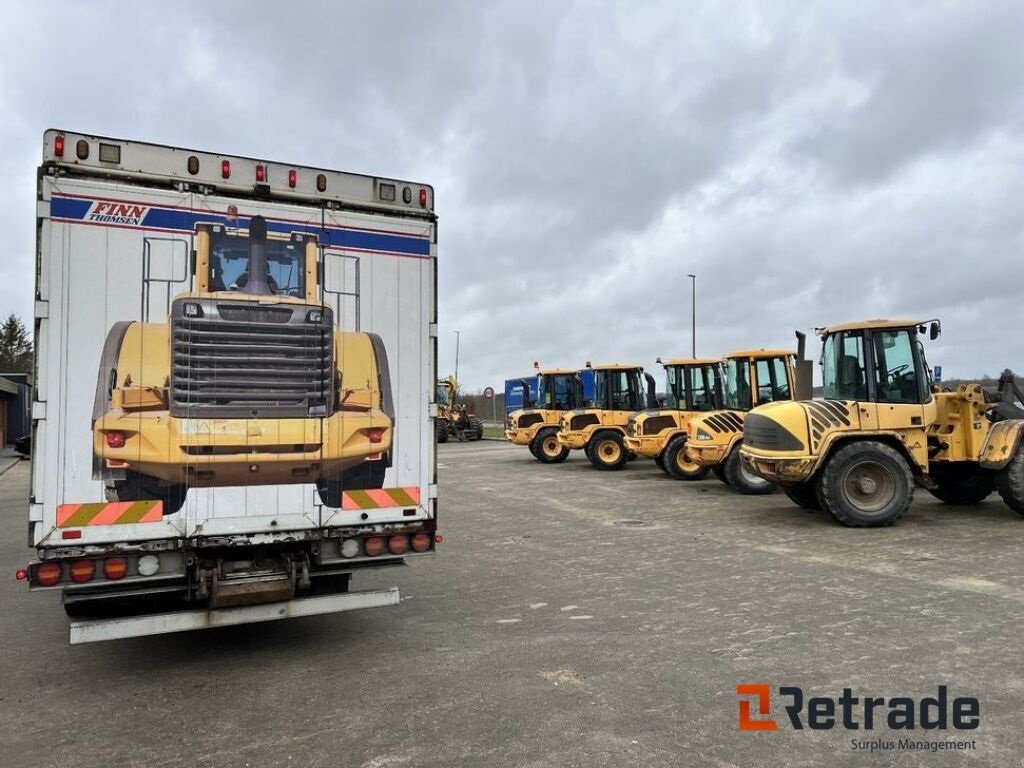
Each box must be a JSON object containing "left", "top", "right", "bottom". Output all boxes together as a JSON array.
[{"left": 27, "top": 130, "right": 438, "bottom": 642}]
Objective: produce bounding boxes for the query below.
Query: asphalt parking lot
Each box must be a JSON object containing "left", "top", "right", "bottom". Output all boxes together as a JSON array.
[{"left": 2, "top": 442, "right": 1023, "bottom": 768}]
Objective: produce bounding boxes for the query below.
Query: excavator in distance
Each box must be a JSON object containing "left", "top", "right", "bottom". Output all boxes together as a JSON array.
[{"left": 435, "top": 376, "right": 484, "bottom": 443}]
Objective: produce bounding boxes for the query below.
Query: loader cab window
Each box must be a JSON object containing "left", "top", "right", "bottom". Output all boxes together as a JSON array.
[
  {"left": 754, "top": 357, "right": 792, "bottom": 405},
  {"left": 822, "top": 331, "right": 867, "bottom": 400},
  {"left": 436, "top": 384, "right": 450, "bottom": 405},
  {"left": 666, "top": 365, "right": 720, "bottom": 411},
  {"left": 723, "top": 359, "right": 753, "bottom": 411},
  {"left": 594, "top": 369, "right": 643, "bottom": 411},
  {"left": 872, "top": 329, "right": 925, "bottom": 404},
  {"left": 208, "top": 232, "right": 306, "bottom": 297},
  {"left": 539, "top": 374, "right": 581, "bottom": 410}
]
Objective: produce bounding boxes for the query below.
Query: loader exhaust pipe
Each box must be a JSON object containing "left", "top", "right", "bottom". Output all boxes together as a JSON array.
[
  {"left": 644, "top": 371, "right": 657, "bottom": 409},
  {"left": 246, "top": 215, "right": 272, "bottom": 296},
  {"left": 794, "top": 330, "right": 814, "bottom": 401}
]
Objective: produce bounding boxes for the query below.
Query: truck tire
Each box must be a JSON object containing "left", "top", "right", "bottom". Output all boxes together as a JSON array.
[
  {"left": 466, "top": 415, "right": 484, "bottom": 441},
  {"left": 436, "top": 420, "right": 449, "bottom": 443},
  {"left": 587, "top": 430, "right": 629, "bottom": 471},
  {"left": 106, "top": 471, "right": 187, "bottom": 514},
  {"left": 996, "top": 447, "right": 1024, "bottom": 515},
  {"left": 723, "top": 444, "right": 775, "bottom": 495},
  {"left": 663, "top": 436, "right": 709, "bottom": 481},
  {"left": 783, "top": 481, "right": 821, "bottom": 511},
  {"left": 928, "top": 467, "right": 996, "bottom": 505},
  {"left": 531, "top": 428, "right": 569, "bottom": 464},
  {"left": 711, "top": 464, "right": 728, "bottom": 484},
  {"left": 819, "top": 441, "right": 913, "bottom": 527}
]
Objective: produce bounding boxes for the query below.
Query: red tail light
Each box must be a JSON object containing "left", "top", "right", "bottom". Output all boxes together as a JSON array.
[
  {"left": 288, "top": 169, "right": 297, "bottom": 188},
  {"left": 103, "top": 558, "right": 128, "bottom": 580},
  {"left": 363, "top": 537, "right": 385, "bottom": 557},
  {"left": 61, "top": 530, "right": 82, "bottom": 540},
  {"left": 105, "top": 431, "right": 126, "bottom": 448},
  {"left": 69, "top": 560, "right": 96, "bottom": 583},
  {"left": 256, "top": 164, "right": 266, "bottom": 182},
  {"left": 36, "top": 562, "right": 62, "bottom": 587},
  {"left": 15, "top": 568, "right": 28, "bottom": 581},
  {"left": 410, "top": 533, "right": 431, "bottom": 552},
  {"left": 221, "top": 160, "right": 231, "bottom": 179},
  {"left": 54, "top": 134, "right": 65, "bottom": 157},
  {"left": 388, "top": 535, "right": 409, "bottom": 555},
  {"left": 366, "top": 428, "right": 384, "bottom": 444},
  {"left": 435, "top": 534, "right": 444, "bottom": 544},
  {"left": 419, "top": 188, "right": 427, "bottom": 207}
]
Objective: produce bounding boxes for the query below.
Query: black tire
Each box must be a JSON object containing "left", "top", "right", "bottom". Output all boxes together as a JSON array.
[
  {"left": 106, "top": 471, "right": 187, "bottom": 514},
  {"left": 317, "top": 458, "right": 388, "bottom": 507},
  {"left": 819, "top": 441, "right": 913, "bottom": 527},
  {"left": 711, "top": 464, "right": 728, "bottom": 484},
  {"left": 784, "top": 481, "right": 821, "bottom": 511},
  {"left": 587, "top": 430, "right": 629, "bottom": 471},
  {"left": 654, "top": 452, "right": 666, "bottom": 472},
  {"left": 996, "top": 446, "right": 1024, "bottom": 515},
  {"left": 723, "top": 444, "right": 775, "bottom": 495},
  {"left": 436, "top": 420, "right": 449, "bottom": 443},
  {"left": 663, "top": 436, "right": 710, "bottom": 481},
  {"left": 466, "top": 415, "right": 484, "bottom": 441},
  {"left": 928, "top": 466, "right": 996, "bottom": 505},
  {"left": 531, "top": 428, "right": 569, "bottom": 464},
  {"left": 528, "top": 440, "right": 541, "bottom": 459}
]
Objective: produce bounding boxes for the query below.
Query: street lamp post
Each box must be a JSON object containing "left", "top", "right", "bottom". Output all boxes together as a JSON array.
[
  {"left": 454, "top": 330, "right": 461, "bottom": 382},
  {"left": 687, "top": 274, "right": 696, "bottom": 357}
]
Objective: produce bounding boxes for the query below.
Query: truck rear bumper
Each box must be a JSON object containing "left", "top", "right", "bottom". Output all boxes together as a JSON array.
[{"left": 68, "top": 587, "right": 400, "bottom": 644}]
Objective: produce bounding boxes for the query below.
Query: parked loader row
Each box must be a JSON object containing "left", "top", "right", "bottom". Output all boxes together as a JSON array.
[{"left": 505, "top": 319, "right": 1024, "bottom": 527}]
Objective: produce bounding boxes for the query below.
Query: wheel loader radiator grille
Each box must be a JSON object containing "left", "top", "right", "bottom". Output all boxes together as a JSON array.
[{"left": 170, "top": 299, "right": 334, "bottom": 418}]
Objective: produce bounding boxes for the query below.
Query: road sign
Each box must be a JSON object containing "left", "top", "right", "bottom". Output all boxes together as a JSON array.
[
  {"left": 933, "top": 365, "right": 942, "bottom": 383},
  {"left": 483, "top": 386, "right": 494, "bottom": 399}
]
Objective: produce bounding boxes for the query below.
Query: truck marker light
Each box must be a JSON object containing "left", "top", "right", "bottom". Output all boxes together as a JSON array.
[
  {"left": 411, "top": 533, "right": 431, "bottom": 552},
  {"left": 419, "top": 188, "right": 427, "bottom": 207},
  {"left": 15, "top": 568, "right": 28, "bottom": 581},
  {"left": 388, "top": 535, "right": 409, "bottom": 555},
  {"left": 403, "top": 186, "right": 412, "bottom": 204},
  {"left": 75, "top": 140, "right": 89, "bottom": 160},
  {"left": 137, "top": 555, "right": 160, "bottom": 576},
  {"left": 187, "top": 155, "right": 200, "bottom": 175},
  {"left": 105, "top": 431, "right": 126, "bottom": 449},
  {"left": 363, "top": 537, "right": 385, "bottom": 557},
  {"left": 103, "top": 558, "right": 128, "bottom": 580},
  {"left": 435, "top": 534, "right": 444, "bottom": 544},
  {"left": 256, "top": 164, "right": 266, "bottom": 183},
  {"left": 54, "top": 134, "right": 65, "bottom": 157},
  {"left": 316, "top": 173, "right": 327, "bottom": 192},
  {"left": 221, "top": 160, "right": 231, "bottom": 179},
  {"left": 340, "top": 539, "right": 361, "bottom": 558},
  {"left": 69, "top": 560, "right": 95, "bottom": 583},
  {"left": 366, "top": 428, "right": 384, "bottom": 444},
  {"left": 36, "top": 562, "right": 62, "bottom": 587},
  {"left": 61, "top": 530, "right": 82, "bottom": 540},
  {"left": 288, "top": 169, "right": 297, "bottom": 188}
]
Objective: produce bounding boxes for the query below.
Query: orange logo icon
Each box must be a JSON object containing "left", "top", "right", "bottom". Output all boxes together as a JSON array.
[{"left": 737, "top": 684, "right": 779, "bottom": 731}]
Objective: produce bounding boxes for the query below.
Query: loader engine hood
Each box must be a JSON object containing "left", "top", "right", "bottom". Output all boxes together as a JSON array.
[
  {"left": 742, "top": 400, "right": 858, "bottom": 456},
  {"left": 687, "top": 410, "right": 745, "bottom": 447}
]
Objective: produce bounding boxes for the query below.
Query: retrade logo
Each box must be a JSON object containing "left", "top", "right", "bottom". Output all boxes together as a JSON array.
[{"left": 736, "top": 684, "right": 980, "bottom": 732}]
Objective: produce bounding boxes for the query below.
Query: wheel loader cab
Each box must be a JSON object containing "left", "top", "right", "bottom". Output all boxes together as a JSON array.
[
  {"left": 92, "top": 215, "right": 395, "bottom": 511},
  {"left": 624, "top": 359, "right": 724, "bottom": 480},
  {"left": 556, "top": 364, "right": 657, "bottom": 471},
  {"left": 685, "top": 349, "right": 799, "bottom": 494},
  {"left": 505, "top": 369, "right": 583, "bottom": 462}
]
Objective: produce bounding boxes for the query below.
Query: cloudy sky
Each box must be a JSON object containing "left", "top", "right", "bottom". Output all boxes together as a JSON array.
[{"left": 2, "top": 1, "right": 1023, "bottom": 390}]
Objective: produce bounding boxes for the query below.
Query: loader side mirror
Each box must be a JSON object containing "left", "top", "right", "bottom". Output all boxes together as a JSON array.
[{"left": 930, "top": 322, "right": 940, "bottom": 341}]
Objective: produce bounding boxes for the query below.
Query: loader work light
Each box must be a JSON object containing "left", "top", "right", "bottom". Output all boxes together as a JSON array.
[
  {"left": 307, "top": 309, "right": 323, "bottom": 323},
  {"left": 183, "top": 302, "right": 202, "bottom": 318}
]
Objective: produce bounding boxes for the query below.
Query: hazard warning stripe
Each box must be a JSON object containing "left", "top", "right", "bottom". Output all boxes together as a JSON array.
[
  {"left": 342, "top": 487, "right": 421, "bottom": 510},
  {"left": 56, "top": 500, "right": 164, "bottom": 528}
]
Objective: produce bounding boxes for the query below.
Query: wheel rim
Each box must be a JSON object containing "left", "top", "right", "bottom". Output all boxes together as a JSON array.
[
  {"left": 738, "top": 458, "right": 769, "bottom": 487},
  {"left": 675, "top": 449, "right": 700, "bottom": 473},
  {"left": 842, "top": 460, "right": 896, "bottom": 514},
  {"left": 598, "top": 440, "right": 621, "bottom": 463},
  {"left": 542, "top": 437, "right": 561, "bottom": 457}
]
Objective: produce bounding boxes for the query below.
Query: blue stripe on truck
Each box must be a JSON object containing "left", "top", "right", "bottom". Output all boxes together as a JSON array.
[{"left": 50, "top": 196, "right": 431, "bottom": 257}]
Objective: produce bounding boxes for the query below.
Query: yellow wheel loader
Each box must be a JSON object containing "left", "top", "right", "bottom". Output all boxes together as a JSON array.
[
  {"left": 505, "top": 367, "right": 584, "bottom": 463},
  {"left": 92, "top": 216, "right": 393, "bottom": 511},
  {"left": 435, "top": 376, "right": 484, "bottom": 442},
  {"left": 624, "top": 358, "right": 724, "bottom": 480},
  {"left": 556, "top": 363, "right": 658, "bottom": 470},
  {"left": 686, "top": 341, "right": 808, "bottom": 494},
  {"left": 740, "top": 319, "right": 1024, "bottom": 527}
]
